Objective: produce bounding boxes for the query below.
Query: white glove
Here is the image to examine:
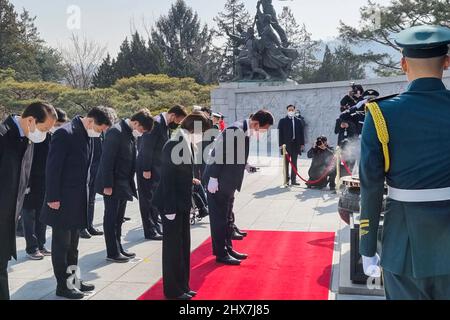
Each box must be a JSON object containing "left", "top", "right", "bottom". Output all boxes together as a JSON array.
[
  {"left": 207, "top": 178, "right": 219, "bottom": 194},
  {"left": 362, "top": 254, "right": 381, "bottom": 278},
  {"left": 165, "top": 214, "right": 176, "bottom": 221}
]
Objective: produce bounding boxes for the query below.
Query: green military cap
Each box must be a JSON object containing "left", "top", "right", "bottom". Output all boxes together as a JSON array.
[{"left": 395, "top": 25, "right": 450, "bottom": 58}]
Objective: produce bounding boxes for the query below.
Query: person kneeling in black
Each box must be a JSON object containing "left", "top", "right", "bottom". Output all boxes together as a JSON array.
[
  {"left": 307, "top": 136, "right": 336, "bottom": 191},
  {"left": 160, "top": 113, "right": 211, "bottom": 300},
  {"left": 96, "top": 109, "right": 154, "bottom": 263}
]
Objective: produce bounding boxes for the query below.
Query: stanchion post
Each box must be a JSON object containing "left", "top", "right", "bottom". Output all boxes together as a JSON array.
[
  {"left": 336, "top": 147, "right": 341, "bottom": 192},
  {"left": 281, "top": 144, "right": 288, "bottom": 188}
]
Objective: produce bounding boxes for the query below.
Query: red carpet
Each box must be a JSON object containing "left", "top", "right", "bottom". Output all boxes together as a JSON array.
[{"left": 138, "top": 231, "right": 335, "bottom": 300}]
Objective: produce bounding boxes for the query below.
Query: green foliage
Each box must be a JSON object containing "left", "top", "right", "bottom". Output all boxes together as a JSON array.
[
  {"left": 339, "top": 0, "right": 450, "bottom": 76},
  {"left": 0, "top": 0, "right": 66, "bottom": 82},
  {"left": 0, "top": 72, "right": 214, "bottom": 119},
  {"left": 313, "top": 45, "right": 366, "bottom": 83}
]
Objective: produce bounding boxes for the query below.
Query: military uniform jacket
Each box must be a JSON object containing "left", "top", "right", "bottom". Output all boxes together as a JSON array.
[{"left": 360, "top": 77, "right": 450, "bottom": 278}]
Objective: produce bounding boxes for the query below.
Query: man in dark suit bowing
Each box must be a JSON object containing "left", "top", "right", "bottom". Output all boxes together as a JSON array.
[
  {"left": 136, "top": 105, "right": 187, "bottom": 240},
  {"left": 96, "top": 109, "right": 154, "bottom": 263},
  {"left": 204, "top": 110, "right": 274, "bottom": 265},
  {"left": 40, "top": 106, "right": 115, "bottom": 299},
  {"left": 278, "top": 105, "right": 305, "bottom": 186}
]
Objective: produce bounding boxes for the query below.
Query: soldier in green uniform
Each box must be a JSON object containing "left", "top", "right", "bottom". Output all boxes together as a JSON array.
[{"left": 359, "top": 25, "right": 450, "bottom": 300}]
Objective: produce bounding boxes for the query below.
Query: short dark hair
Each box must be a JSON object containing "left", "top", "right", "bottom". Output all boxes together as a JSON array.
[
  {"left": 87, "top": 106, "right": 115, "bottom": 127},
  {"left": 55, "top": 108, "right": 68, "bottom": 123},
  {"left": 22, "top": 102, "right": 57, "bottom": 124},
  {"left": 168, "top": 104, "right": 188, "bottom": 118},
  {"left": 286, "top": 105, "right": 296, "bottom": 110},
  {"left": 180, "top": 112, "right": 211, "bottom": 133},
  {"left": 131, "top": 108, "right": 154, "bottom": 132},
  {"left": 251, "top": 110, "right": 274, "bottom": 127}
]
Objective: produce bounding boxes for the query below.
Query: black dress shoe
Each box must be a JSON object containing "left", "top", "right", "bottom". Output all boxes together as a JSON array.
[
  {"left": 80, "top": 229, "right": 92, "bottom": 239},
  {"left": 197, "top": 208, "right": 209, "bottom": 219},
  {"left": 227, "top": 248, "right": 248, "bottom": 260},
  {"left": 216, "top": 254, "right": 241, "bottom": 265},
  {"left": 121, "top": 250, "right": 136, "bottom": 259},
  {"left": 56, "top": 287, "right": 85, "bottom": 300},
  {"left": 146, "top": 234, "right": 163, "bottom": 241},
  {"left": 106, "top": 254, "right": 130, "bottom": 263},
  {"left": 87, "top": 228, "right": 104, "bottom": 236},
  {"left": 291, "top": 182, "right": 301, "bottom": 186},
  {"left": 80, "top": 281, "right": 95, "bottom": 292},
  {"left": 231, "top": 231, "right": 244, "bottom": 240},
  {"left": 175, "top": 293, "right": 192, "bottom": 300},
  {"left": 123, "top": 217, "right": 131, "bottom": 222},
  {"left": 154, "top": 224, "right": 164, "bottom": 236},
  {"left": 234, "top": 226, "right": 248, "bottom": 237},
  {"left": 187, "top": 290, "right": 197, "bottom": 297}
]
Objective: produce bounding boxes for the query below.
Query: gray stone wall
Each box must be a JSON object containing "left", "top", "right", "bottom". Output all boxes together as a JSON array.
[{"left": 212, "top": 72, "right": 450, "bottom": 149}]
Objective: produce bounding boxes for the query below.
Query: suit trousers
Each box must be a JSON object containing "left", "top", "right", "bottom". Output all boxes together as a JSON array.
[
  {"left": 137, "top": 174, "right": 160, "bottom": 237},
  {"left": 51, "top": 228, "right": 80, "bottom": 289},
  {"left": 22, "top": 207, "right": 47, "bottom": 254},
  {"left": 103, "top": 196, "right": 127, "bottom": 258},
  {"left": 208, "top": 190, "right": 235, "bottom": 258},
  {"left": 284, "top": 143, "right": 300, "bottom": 184},
  {"left": 0, "top": 258, "right": 9, "bottom": 300},
  {"left": 162, "top": 210, "right": 191, "bottom": 299},
  {"left": 384, "top": 270, "right": 450, "bottom": 300},
  {"left": 87, "top": 181, "right": 97, "bottom": 230}
]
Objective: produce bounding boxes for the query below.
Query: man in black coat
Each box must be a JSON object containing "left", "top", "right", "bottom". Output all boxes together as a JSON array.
[
  {"left": 0, "top": 102, "right": 57, "bottom": 300},
  {"left": 40, "top": 106, "right": 114, "bottom": 299},
  {"left": 278, "top": 105, "right": 305, "bottom": 186},
  {"left": 96, "top": 110, "right": 154, "bottom": 263},
  {"left": 136, "top": 105, "right": 187, "bottom": 240},
  {"left": 204, "top": 110, "right": 274, "bottom": 265},
  {"left": 22, "top": 108, "right": 68, "bottom": 260}
]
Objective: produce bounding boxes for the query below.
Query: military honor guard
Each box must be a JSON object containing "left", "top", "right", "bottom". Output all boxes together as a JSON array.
[{"left": 360, "top": 25, "right": 450, "bottom": 300}]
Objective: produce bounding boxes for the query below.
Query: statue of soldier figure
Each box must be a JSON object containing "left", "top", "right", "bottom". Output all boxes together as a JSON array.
[{"left": 226, "top": 0, "right": 299, "bottom": 81}]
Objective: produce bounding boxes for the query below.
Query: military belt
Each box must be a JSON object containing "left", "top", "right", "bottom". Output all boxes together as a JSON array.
[{"left": 388, "top": 185, "right": 450, "bottom": 202}]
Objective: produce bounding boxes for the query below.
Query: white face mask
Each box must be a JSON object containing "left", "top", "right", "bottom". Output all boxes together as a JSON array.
[
  {"left": 27, "top": 124, "right": 47, "bottom": 143},
  {"left": 87, "top": 128, "right": 101, "bottom": 138},
  {"left": 133, "top": 130, "right": 143, "bottom": 138},
  {"left": 288, "top": 111, "right": 295, "bottom": 118}
]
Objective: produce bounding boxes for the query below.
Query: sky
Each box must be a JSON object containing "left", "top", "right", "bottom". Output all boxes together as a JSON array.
[{"left": 10, "top": 0, "right": 393, "bottom": 54}]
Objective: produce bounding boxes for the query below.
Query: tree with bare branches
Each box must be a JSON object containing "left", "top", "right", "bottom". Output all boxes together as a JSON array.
[{"left": 60, "top": 34, "right": 106, "bottom": 89}]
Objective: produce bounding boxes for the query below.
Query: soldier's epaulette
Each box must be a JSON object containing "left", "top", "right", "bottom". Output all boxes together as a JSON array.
[{"left": 368, "top": 93, "right": 399, "bottom": 104}]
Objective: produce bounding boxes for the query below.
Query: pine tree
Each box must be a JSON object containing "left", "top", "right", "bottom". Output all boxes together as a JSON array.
[
  {"left": 214, "top": 0, "right": 251, "bottom": 80},
  {"left": 92, "top": 54, "right": 116, "bottom": 88},
  {"left": 314, "top": 45, "right": 335, "bottom": 83},
  {"left": 151, "top": 0, "right": 219, "bottom": 84},
  {"left": 114, "top": 38, "right": 134, "bottom": 79}
]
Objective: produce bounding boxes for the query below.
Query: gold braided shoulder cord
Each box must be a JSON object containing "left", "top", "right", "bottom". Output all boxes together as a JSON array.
[{"left": 365, "top": 102, "right": 390, "bottom": 173}]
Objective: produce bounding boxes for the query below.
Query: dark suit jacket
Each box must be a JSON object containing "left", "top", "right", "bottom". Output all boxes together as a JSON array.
[
  {"left": 23, "top": 133, "right": 51, "bottom": 210},
  {"left": 203, "top": 120, "right": 250, "bottom": 195},
  {"left": 95, "top": 120, "right": 137, "bottom": 201},
  {"left": 278, "top": 116, "right": 305, "bottom": 153},
  {"left": 334, "top": 119, "right": 358, "bottom": 147},
  {"left": 40, "top": 116, "right": 92, "bottom": 230},
  {"left": 160, "top": 136, "right": 194, "bottom": 215},
  {"left": 0, "top": 116, "right": 30, "bottom": 260},
  {"left": 136, "top": 114, "right": 169, "bottom": 180}
]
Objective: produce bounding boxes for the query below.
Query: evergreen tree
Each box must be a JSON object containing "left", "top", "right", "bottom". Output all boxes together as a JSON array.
[
  {"left": 214, "top": 0, "right": 251, "bottom": 80},
  {"left": 114, "top": 38, "right": 134, "bottom": 79},
  {"left": 92, "top": 54, "right": 116, "bottom": 88},
  {"left": 151, "top": 0, "right": 220, "bottom": 84},
  {"left": 0, "top": 0, "right": 65, "bottom": 81},
  {"left": 314, "top": 45, "right": 335, "bottom": 83}
]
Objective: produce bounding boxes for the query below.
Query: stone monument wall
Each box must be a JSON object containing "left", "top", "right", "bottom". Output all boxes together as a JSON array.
[{"left": 211, "top": 72, "right": 450, "bottom": 149}]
